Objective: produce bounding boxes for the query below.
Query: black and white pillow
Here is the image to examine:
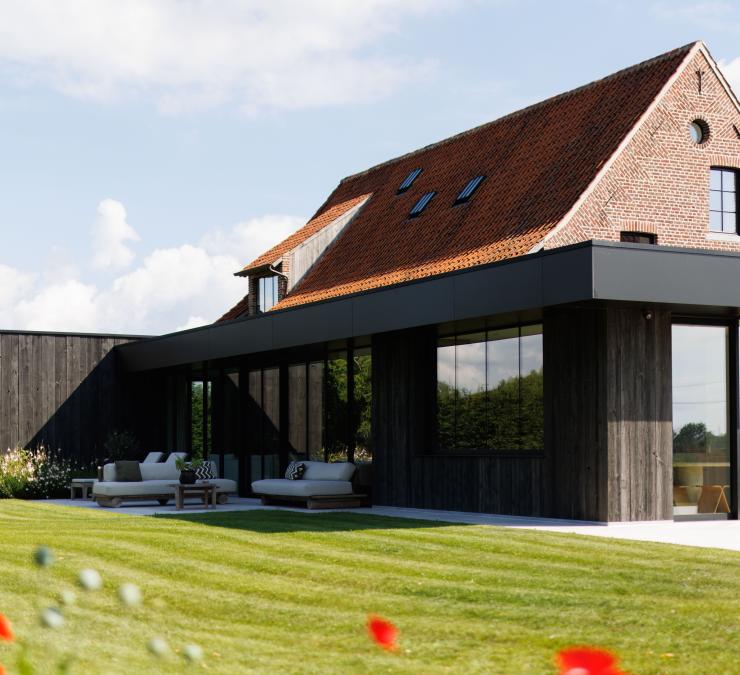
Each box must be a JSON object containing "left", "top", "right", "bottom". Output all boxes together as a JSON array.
[
  {"left": 195, "top": 462, "right": 214, "bottom": 481},
  {"left": 285, "top": 461, "right": 305, "bottom": 480}
]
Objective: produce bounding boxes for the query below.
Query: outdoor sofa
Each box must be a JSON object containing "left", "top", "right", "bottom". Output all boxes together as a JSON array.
[
  {"left": 251, "top": 460, "right": 366, "bottom": 509},
  {"left": 93, "top": 457, "right": 237, "bottom": 507}
]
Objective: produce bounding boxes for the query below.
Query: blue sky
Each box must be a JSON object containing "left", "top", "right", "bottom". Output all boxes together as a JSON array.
[{"left": 0, "top": 0, "right": 738, "bottom": 334}]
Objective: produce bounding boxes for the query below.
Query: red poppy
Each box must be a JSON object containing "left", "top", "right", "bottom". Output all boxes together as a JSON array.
[
  {"left": 0, "top": 663, "right": 5, "bottom": 675},
  {"left": 556, "top": 647, "right": 626, "bottom": 675},
  {"left": 366, "top": 615, "right": 398, "bottom": 652},
  {"left": 0, "top": 614, "right": 13, "bottom": 642}
]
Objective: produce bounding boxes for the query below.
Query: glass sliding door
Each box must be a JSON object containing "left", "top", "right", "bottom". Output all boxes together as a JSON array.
[{"left": 672, "top": 324, "right": 731, "bottom": 518}]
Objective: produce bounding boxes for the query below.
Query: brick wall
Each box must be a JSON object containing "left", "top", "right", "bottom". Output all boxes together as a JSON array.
[{"left": 547, "top": 50, "right": 740, "bottom": 251}]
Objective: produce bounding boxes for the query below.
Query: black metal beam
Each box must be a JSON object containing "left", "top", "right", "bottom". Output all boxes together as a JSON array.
[{"left": 117, "top": 241, "right": 740, "bottom": 372}]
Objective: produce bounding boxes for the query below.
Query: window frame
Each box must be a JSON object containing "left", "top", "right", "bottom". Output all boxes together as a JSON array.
[
  {"left": 709, "top": 167, "right": 738, "bottom": 235},
  {"left": 409, "top": 191, "right": 437, "bottom": 218},
  {"left": 258, "top": 275, "right": 279, "bottom": 313},
  {"left": 432, "top": 321, "right": 544, "bottom": 458},
  {"left": 454, "top": 175, "right": 486, "bottom": 205},
  {"left": 620, "top": 231, "right": 657, "bottom": 244},
  {"left": 397, "top": 167, "right": 422, "bottom": 194}
]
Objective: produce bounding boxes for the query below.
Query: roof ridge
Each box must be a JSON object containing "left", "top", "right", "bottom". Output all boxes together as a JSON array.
[{"left": 339, "top": 41, "right": 700, "bottom": 184}]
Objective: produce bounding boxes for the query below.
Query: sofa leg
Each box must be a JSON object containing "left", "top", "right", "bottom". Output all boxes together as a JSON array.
[{"left": 157, "top": 498, "right": 169, "bottom": 506}]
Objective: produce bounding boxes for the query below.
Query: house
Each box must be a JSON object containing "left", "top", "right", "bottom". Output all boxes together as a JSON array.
[{"left": 4, "top": 41, "right": 740, "bottom": 522}]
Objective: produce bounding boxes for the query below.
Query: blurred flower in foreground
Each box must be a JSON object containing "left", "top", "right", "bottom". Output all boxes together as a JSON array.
[
  {"left": 556, "top": 647, "right": 626, "bottom": 675},
  {"left": 78, "top": 569, "right": 102, "bottom": 591},
  {"left": 367, "top": 615, "right": 398, "bottom": 652},
  {"left": 0, "top": 661, "right": 6, "bottom": 674},
  {"left": 147, "top": 637, "right": 169, "bottom": 657},
  {"left": 0, "top": 614, "right": 13, "bottom": 642},
  {"left": 40, "top": 607, "right": 64, "bottom": 629},
  {"left": 183, "top": 644, "right": 203, "bottom": 662},
  {"left": 34, "top": 546, "right": 54, "bottom": 568},
  {"left": 118, "top": 583, "right": 142, "bottom": 607},
  {"left": 59, "top": 590, "right": 77, "bottom": 606}
]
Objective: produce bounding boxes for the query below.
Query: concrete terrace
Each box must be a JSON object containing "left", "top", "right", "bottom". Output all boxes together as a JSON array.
[{"left": 44, "top": 497, "right": 740, "bottom": 553}]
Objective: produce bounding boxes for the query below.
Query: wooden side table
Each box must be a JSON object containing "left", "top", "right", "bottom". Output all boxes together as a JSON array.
[
  {"left": 69, "top": 479, "right": 97, "bottom": 500},
  {"left": 169, "top": 483, "right": 217, "bottom": 511}
]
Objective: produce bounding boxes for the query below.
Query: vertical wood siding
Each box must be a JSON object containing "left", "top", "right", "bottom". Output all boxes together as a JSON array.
[{"left": 0, "top": 333, "right": 138, "bottom": 462}]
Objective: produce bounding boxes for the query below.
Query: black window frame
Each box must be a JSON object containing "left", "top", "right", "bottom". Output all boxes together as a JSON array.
[
  {"left": 454, "top": 175, "right": 486, "bottom": 205},
  {"left": 620, "top": 231, "right": 657, "bottom": 244},
  {"left": 397, "top": 168, "right": 422, "bottom": 194},
  {"left": 710, "top": 167, "right": 738, "bottom": 235},
  {"left": 433, "top": 322, "right": 544, "bottom": 457},
  {"left": 409, "top": 191, "right": 436, "bottom": 218}
]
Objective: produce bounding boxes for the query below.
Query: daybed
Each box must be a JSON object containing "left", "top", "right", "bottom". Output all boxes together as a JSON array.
[
  {"left": 251, "top": 461, "right": 366, "bottom": 509},
  {"left": 93, "top": 459, "right": 237, "bottom": 507}
]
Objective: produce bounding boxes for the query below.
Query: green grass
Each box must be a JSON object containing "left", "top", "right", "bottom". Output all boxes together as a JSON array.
[{"left": 0, "top": 501, "right": 739, "bottom": 674}]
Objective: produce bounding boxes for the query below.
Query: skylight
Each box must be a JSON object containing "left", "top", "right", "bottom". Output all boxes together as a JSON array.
[
  {"left": 409, "top": 191, "right": 436, "bottom": 217},
  {"left": 397, "top": 168, "right": 422, "bottom": 193},
  {"left": 455, "top": 175, "right": 486, "bottom": 204}
]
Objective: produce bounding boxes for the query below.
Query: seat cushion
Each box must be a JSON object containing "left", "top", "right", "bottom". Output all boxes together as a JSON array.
[
  {"left": 94, "top": 478, "right": 237, "bottom": 497},
  {"left": 114, "top": 461, "right": 142, "bottom": 482},
  {"left": 252, "top": 478, "right": 353, "bottom": 498},
  {"left": 301, "top": 461, "right": 355, "bottom": 481}
]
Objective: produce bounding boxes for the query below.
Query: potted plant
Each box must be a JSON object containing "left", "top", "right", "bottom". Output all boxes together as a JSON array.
[{"left": 175, "top": 453, "right": 204, "bottom": 485}]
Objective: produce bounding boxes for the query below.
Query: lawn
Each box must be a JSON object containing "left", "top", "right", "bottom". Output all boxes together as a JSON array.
[{"left": 0, "top": 502, "right": 739, "bottom": 674}]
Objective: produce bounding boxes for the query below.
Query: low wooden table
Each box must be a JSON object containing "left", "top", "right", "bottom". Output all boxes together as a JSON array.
[
  {"left": 169, "top": 483, "right": 217, "bottom": 511},
  {"left": 69, "top": 478, "right": 97, "bottom": 500}
]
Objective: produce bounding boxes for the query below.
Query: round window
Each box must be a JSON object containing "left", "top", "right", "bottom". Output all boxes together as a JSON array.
[{"left": 689, "top": 119, "right": 709, "bottom": 144}]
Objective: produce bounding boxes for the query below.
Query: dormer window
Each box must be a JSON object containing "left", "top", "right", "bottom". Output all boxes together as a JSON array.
[
  {"left": 258, "top": 276, "right": 279, "bottom": 313},
  {"left": 710, "top": 168, "right": 737, "bottom": 234},
  {"left": 397, "top": 168, "right": 422, "bottom": 194}
]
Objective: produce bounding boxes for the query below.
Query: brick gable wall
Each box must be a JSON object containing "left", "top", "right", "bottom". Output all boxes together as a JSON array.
[{"left": 547, "top": 50, "right": 740, "bottom": 252}]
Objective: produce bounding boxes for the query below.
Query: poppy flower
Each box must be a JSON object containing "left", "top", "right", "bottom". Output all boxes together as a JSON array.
[
  {"left": 366, "top": 615, "right": 398, "bottom": 652},
  {"left": 556, "top": 647, "right": 626, "bottom": 675},
  {"left": 0, "top": 614, "right": 13, "bottom": 642},
  {"left": 0, "top": 662, "right": 5, "bottom": 675}
]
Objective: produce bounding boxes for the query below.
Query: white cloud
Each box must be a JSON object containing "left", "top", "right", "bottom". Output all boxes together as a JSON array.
[
  {"left": 0, "top": 208, "right": 303, "bottom": 334},
  {"left": 91, "top": 199, "right": 140, "bottom": 270},
  {"left": 719, "top": 57, "right": 740, "bottom": 96},
  {"left": 0, "top": 0, "right": 456, "bottom": 113}
]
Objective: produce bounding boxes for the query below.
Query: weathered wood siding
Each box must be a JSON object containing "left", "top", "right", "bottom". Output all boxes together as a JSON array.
[
  {"left": 372, "top": 327, "right": 547, "bottom": 516},
  {"left": 373, "top": 306, "right": 672, "bottom": 521},
  {"left": 0, "top": 332, "right": 139, "bottom": 462}
]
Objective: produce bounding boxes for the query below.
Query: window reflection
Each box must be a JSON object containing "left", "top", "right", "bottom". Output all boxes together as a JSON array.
[
  {"left": 436, "top": 324, "right": 543, "bottom": 452},
  {"left": 672, "top": 325, "right": 731, "bottom": 516}
]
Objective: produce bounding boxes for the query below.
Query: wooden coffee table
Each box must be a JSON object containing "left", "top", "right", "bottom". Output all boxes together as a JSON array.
[{"left": 169, "top": 483, "right": 217, "bottom": 511}]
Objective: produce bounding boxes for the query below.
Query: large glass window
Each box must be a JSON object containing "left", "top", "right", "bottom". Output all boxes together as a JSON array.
[
  {"left": 247, "top": 367, "right": 280, "bottom": 482},
  {"left": 353, "top": 347, "right": 372, "bottom": 463},
  {"left": 190, "top": 380, "right": 211, "bottom": 459},
  {"left": 436, "top": 324, "right": 543, "bottom": 452},
  {"left": 326, "top": 351, "right": 349, "bottom": 462},
  {"left": 672, "top": 325, "right": 731, "bottom": 517},
  {"left": 258, "top": 276, "right": 279, "bottom": 313},
  {"left": 710, "top": 168, "right": 737, "bottom": 234}
]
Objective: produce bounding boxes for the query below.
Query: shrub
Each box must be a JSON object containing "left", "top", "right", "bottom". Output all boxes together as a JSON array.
[{"left": 0, "top": 446, "right": 75, "bottom": 500}]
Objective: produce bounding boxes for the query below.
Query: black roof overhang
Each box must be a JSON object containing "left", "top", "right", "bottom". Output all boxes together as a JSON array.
[{"left": 117, "top": 240, "right": 740, "bottom": 372}]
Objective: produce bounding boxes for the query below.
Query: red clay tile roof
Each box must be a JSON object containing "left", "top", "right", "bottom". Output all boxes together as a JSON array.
[
  {"left": 237, "top": 194, "right": 372, "bottom": 275},
  {"left": 227, "top": 42, "right": 696, "bottom": 316},
  {"left": 217, "top": 293, "right": 250, "bottom": 322}
]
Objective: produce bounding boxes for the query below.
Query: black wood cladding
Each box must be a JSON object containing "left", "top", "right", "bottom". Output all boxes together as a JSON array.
[
  {"left": 372, "top": 306, "right": 672, "bottom": 521},
  {"left": 0, "top": 333, "right": 138, "bottom": 462}
]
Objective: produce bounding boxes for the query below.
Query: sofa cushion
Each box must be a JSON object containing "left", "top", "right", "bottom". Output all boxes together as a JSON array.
[
  {"left": 301, "top": 461, "right": 355, "bottom": 481},
  {"left": 94, "top": 478, "right": 237, "bottom": 498},
  {"left": 285, "top": 461, "right": 306, "bottom": 480},
  {"left": 115, "top": 461, "right": 142, "bottom": 482},
  {"left": 165, "top": 452, "right": 187, "bottom": 464},
  {"left": 252, "top": 478, "right": 353, "bottom": 498},
  {"left": 195, "top": 463, "right": 213, "bottom": 480},
  {"left": 140, "top": 463, "right": 180, "bottom": 481},
  {"left": 142, "top": 452, "right": 163, "bottom": 463}
]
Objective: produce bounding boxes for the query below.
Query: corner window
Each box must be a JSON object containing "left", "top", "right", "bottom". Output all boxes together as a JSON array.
[
  {"left": 620, "top": 231, "right": 656, "bottom": 244},
  {"left": 436, "top": 324, "right": 543, "bottom": 453},
  {"left": 258, "top": 276, "right": 279, "bottom": 313},
  {"left": 710, "top": 168, "right": 737, "bottom": 234}
]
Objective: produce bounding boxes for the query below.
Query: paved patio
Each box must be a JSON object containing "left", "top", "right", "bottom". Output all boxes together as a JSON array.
[{"left": 44, "top": 497, "right": 740, "bottom": 552}]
